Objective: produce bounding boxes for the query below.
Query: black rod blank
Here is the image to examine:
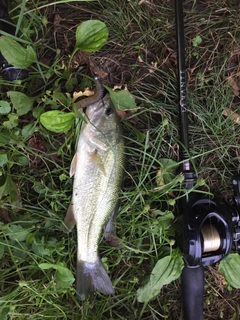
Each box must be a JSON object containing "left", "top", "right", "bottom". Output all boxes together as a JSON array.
[
  {"left": 175, "top": 1, "right": 204, "bottom": 319},
  {"left": 175, "top": 0, "right": 190, "bottom": 167}
]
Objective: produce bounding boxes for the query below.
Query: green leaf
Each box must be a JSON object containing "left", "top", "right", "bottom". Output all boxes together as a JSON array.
[
  {"left": 159, "top": 158, "right": 178, "bottom": 170},
  {"left": 32, "top": 237, "right": 51, "bottom": 257},
  {"left": 12, "top": 154, "right": 29, "bottom": 166},
  {"left": 75, "top": 20, "right": 109, "bottom": 52},
  {"left": 7, "top": 91, "right": 35, "bottom": 116},
  {"left": 13, "top": 241, "right": 28, "bottom": 260},
  {"left": 39, "top": 262, "right": 75, "bottom": 289},
  {"left": 40, "top": 111, "right": 75, "bottom": 133},
  {"left": 3, "top": 113, "right": 18, "bottom": 129},
  {"left": 65, "top": 78, "right": 77, "bottom": 93},
  {"left": 0, "top": 176, "right": 21, "bottom": 207},
  {"left": 0, "top": 101, "right": 11, "bottom": 115},
  {"left": 159, "top": 158, "right": 179, "bottom": 184},
  {"left": 6, "top": 225, "right": 30, "bottom": 242},
  {"left": 0, "top": 36, "right": 36, "bottom": 68},
  {"left": 219, "top": 254, "right": 240, "bottom": 288},
  {"left": 0, "top": 176, "right": 15, "bottom": 198},
  {"left": 0, "top": 153, "right": 8, "bottom": 167},
  {"left": 155, "top": 211, "right": 175, "bottom": 231},
  {"left": 192, "top": 35, "right": 202, "bottom": 47},
  {"left": 0, "top": 130, "right": 11, "bottom": 145},
  {"left": 137, "top": 253, "right": 184, "bottom": 303},
  {"left": 55, "top": 263, "right": 75, "bottom": 289},
  {"left": 106, "top": 88, "right": 137, "bottom": 111},
  {"left": 33, "top": 181, "right": 48, "bottom": 195},
  {"left": 21, "top": 123, "right": 35, "bottom": 139},
  {"left": 33, "top": 106, "right": 44, "bottom": 119},
  {"left": 26, "top": 233, "right": 35, "bottom": 245}
]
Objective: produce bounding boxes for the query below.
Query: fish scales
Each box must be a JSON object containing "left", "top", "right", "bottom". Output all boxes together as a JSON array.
[
  {"left": 74, "top": 148, "right": 121, "bottom": 262},
  {"left": 63, "top": 93, "right": 124, "bottom": 300}
]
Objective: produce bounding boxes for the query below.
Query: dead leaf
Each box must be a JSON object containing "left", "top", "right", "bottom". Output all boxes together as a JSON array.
[
  {"left": 116, "top": 109, "right": 128, "bottom": 119},
  {"left": 156, "top": 169, "right": 165, "bottom": 186},
  {"left": 222, "top": 108, "right": 240, "bottom": 124},
  {"left": 0, "top": 207, "right": 11, "bottom": 223},
  {"left": 72, "top": 88, "right": 94, "bottom": 103},
  {"left": 227, "top": 76, "right": 240, "bottom": 96},
  {"left": 113, "top": 85, "right": 124, "bottom": 90}
]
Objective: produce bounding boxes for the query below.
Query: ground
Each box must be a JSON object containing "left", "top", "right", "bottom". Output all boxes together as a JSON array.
[{"left": 0, "top": 0, "right": 240, "bottom": 319}]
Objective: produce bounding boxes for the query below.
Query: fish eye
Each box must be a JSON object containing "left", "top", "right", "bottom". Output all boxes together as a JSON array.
[{"left": 105, "top": 107, "right": 113, "bottom": 116}]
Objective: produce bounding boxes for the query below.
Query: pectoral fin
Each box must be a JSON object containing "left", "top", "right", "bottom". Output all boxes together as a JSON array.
[
  {"left": 88, "top": 150, "right": 106, "bottom": 175},
  {"left": 63, "top": 202, "right": 76, "bottom": 233},
  {"left": 89, "top": 137, "right": 109, "bottom": 152},
  {"left": 70, "top": 152, "right": 78, "bottom": 178}
]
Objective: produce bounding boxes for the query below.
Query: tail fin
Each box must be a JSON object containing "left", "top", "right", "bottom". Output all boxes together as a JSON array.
[{"left": 76, "top": 259, "right": 115, "bottom": 300}]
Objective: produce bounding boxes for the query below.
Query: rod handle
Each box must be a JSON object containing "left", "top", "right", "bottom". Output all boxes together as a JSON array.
[{"left": 181, "top": 265, "right": 204, "bottom": 320}]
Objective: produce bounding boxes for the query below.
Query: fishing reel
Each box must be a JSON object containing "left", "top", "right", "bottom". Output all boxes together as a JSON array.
[{"left": 180, "top": 176, "right": 240, "bottom": 267}]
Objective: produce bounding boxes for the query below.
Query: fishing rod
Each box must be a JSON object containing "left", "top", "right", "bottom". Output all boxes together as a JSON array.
[
  {"left": 174, "top": 1, "right": 240, "bottom": 319},
  {"left": 0, "top": 0, "right": 28, "bottom": 80}
]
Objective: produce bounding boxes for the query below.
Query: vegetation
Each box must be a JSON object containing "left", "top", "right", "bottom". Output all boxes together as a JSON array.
[{"left": 0, "top": 0, "right": 240, "bottom": 319}]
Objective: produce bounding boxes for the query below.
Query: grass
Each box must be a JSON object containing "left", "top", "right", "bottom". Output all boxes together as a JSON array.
[{"left": 0, "top": 0, "right": 240, "bottom": 319}]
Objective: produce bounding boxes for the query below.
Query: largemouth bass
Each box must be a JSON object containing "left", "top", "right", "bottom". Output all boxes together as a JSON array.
[{"left": 63, "top": 93, "right": 124, "bottom": 300}]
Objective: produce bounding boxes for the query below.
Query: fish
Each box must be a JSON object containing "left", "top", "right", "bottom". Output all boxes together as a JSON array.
[{"left": 63, "top": 92, "right": 124, "bottom": 300}]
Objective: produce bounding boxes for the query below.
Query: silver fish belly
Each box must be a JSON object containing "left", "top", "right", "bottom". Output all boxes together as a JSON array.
[{"left": 63, "top": 94, "right": 124, "bottom": 300}]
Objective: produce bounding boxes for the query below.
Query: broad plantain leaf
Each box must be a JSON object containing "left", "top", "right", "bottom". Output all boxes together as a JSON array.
[
  {"left": 106, "top": 87, "right": 137, "bottom": 111},
  {"left": 0, "top": 36, "right": 36, "bottom": 68},
  {"left": 7, "top": 91, "right": 36, "bottom": 116},
  {"left": 75, "top": 20, "right": 108, "bottom": 52},
  {"left": 0, "top": 101, "right": 11, "bottom": 114},
  {"left": 219, "top": 254, "right": 240, "bottom": 288},
  {"left": 137, "top": 253, "right": 184, "bottom": 303},
  {"left": 40, "top": 110, "right": 75, "bottom": 133}
]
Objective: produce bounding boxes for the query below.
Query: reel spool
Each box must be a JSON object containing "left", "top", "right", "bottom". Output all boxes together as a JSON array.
[{"left": 201, "top": 224, "right": 221, "bottom": 253}]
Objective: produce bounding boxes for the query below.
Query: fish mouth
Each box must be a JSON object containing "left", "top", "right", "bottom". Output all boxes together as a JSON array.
[{"left": 86, "top": 94, "right": 109, "bottom": 118}]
